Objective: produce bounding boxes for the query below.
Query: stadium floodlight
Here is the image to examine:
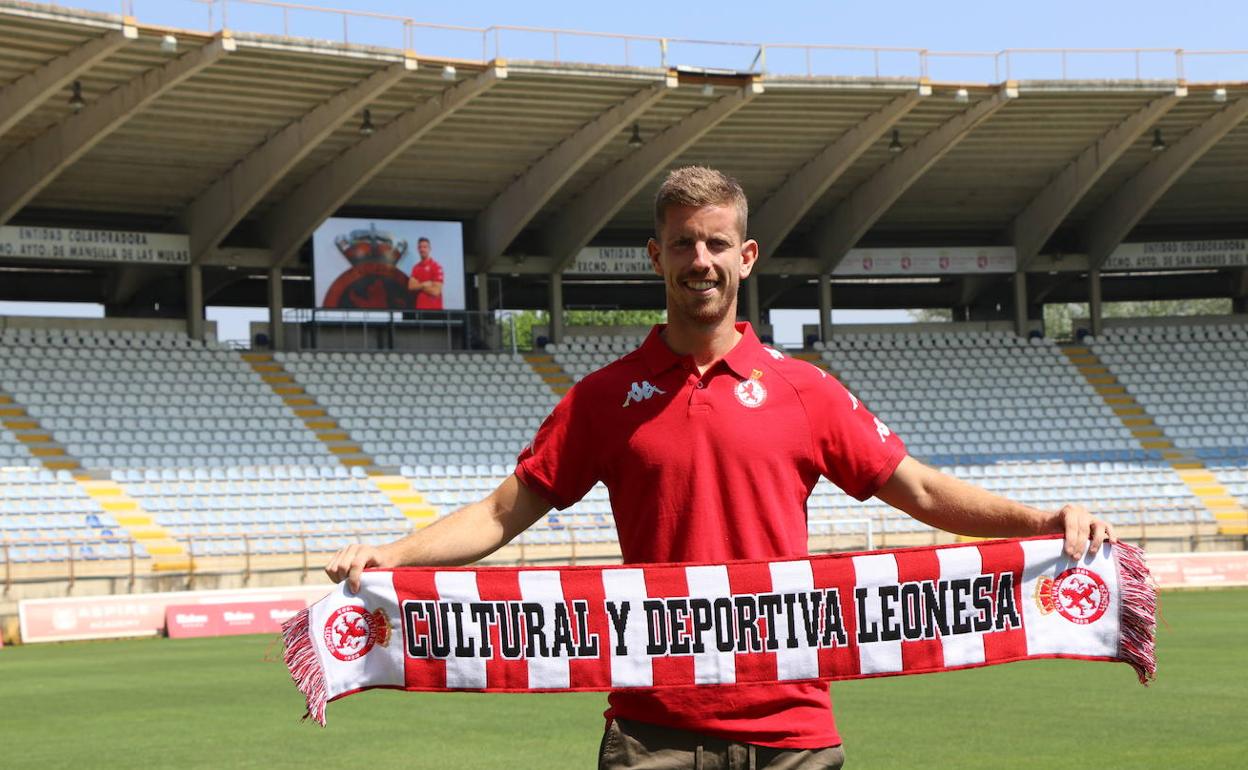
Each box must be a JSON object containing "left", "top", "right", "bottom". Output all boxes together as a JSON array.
[
  {"left": 888, "top": 129, "right": 903, "bottom": 153},
  {"left": 954, "top": 88, "right": 969, "bottom": 103},
  {"left": 1151, "top": 128, "right": 1166, "bottom": 152},
  {"left": 442, "top": 65, "right": 457, "bottom": 80},
  {"left": 359, "top": 109, "right": 376, "bottom": 136},
  {"left": 68, "top": 80, "right": 85, "bottom": 112},
  {"left": 701, "top": 82, "right": 714, "bottom": 97},
  {"left": 1213, "top": 87, "right": 1228, "bottom": 103},
  {"left": 161, "top": 34, "right": 178, "bottom": 52},
  {"left": 627, "top": 122, "right": 643, "bottom": 148}
]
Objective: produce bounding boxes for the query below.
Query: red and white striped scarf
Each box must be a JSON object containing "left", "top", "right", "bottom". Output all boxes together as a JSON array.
[{"left": 283, "top": 536, "right": 1156, "bottom": 725}]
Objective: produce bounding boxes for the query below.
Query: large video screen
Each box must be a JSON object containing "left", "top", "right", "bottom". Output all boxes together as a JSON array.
[{"left": 313, "top": 217, "right": 465, "bottom": 311}]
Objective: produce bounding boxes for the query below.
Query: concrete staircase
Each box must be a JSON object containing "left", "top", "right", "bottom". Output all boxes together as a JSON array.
[
  {"left": 368, "top": 474, "right": 440, "bottom": 528},
  {"left": 1063, "top": 344, "right": 1248, "bottom": 535},
  {"left": 78, "top": 479, "right": 190, "bottom": 570},
  {"left": 1, "top": 388, "right": 188, "bottom": 569},
  {"left": 241, "top": 352, "right": 371, "bottom": 468},
  {"left": 525, "top": 352, "right": 573, "bottom": 396},
  {"left": 240, "top": 351, "right": 438, "bottom": 529},
  {"left": 0, "top": 389, "right": 80, "bottom": 473}
]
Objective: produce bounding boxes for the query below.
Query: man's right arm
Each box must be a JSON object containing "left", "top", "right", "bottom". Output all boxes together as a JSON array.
[{"left": 325, "top": 474, "right": 551, "bottom": 592}]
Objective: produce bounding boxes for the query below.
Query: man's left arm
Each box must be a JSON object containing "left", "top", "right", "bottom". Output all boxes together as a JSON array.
[{"left": 874, "top": 455, "right": 1116, "bottom": 561}]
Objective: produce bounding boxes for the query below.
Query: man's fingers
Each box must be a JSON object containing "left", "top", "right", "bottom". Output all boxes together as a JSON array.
[
  {"left": 1062, "top": 506, "right": 1086, "bottom": 561},
  {"left": 1057, "top": 505, "right": 1116, "bottom": 562},
  {"left": 325, "top": 544, "right": 366, "bottom": 585},
  {"left": 324, "top": 547, "right": 347, "bottom": 582},
  {"left": 1090, "top": 519, "right": 1115, "bottom": 556},
  {"left": 347, "top": 546, "right": 379, "bottom": 594}
]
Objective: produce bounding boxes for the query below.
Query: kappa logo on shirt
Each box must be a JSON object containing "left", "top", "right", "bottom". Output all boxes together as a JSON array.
[
  {"left": 874, "top": 416, "right": 891, "bottom": 443},
  {"left": 622, "top": 380, "right": 666, "bottom": 407}
]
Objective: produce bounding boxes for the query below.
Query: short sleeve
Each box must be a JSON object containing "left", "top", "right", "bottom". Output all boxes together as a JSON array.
[
  {"left": 433, "top": 262, "right": 444, "bottom": 281},
  {"left": 514, "top": 384, "right": 600, "bottom": 510},
  {"left": 804, "top": 375, "right": 907, "bottom": 501}
]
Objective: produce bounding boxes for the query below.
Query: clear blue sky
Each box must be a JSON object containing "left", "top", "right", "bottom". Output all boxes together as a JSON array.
[
  {"left": 74, "top": 0, "right": 1248, "bottom": 82},
  {"left": 121, "top": 0, "right": 1248, "bottom": 50}
]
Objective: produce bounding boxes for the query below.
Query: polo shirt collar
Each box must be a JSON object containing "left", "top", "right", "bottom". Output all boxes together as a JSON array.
[{"left": 638, "top": 322, "right": 764, "bottom": 380}]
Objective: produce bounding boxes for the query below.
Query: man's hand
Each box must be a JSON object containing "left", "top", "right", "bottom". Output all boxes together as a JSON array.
[
  {"left": 1053, "top": 503, "right": 1116, "bottom": 561},
  {"left": 407, "top": 277, "right": 424, "bottom": 291},
  {"left": 325, "top": 543, "right": 395, "bottom": 593}
]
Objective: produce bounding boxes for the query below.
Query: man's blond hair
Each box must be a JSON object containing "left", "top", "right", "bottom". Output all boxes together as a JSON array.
[{"left": 653, "top": 166, "right": 748, "bottom": 239}]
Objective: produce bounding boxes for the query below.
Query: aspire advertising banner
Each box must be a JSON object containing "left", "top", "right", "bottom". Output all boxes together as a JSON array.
[{"left": 312, "top": 217, "right": 464, "bottom": 311}]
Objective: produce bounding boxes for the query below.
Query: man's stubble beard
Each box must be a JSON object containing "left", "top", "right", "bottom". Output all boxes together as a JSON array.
[{"left": 669, "top": 275, "right": 738, "bottom": 327}]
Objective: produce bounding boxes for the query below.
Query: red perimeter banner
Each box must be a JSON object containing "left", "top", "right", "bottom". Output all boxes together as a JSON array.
[
  {"left": 19, "top": 585, "right": 330, "bottom": 643},
  {"left": 166, "top": 600, "right": 305, "bottom": 639}
]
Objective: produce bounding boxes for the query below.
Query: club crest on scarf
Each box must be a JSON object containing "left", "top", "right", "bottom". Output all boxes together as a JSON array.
[
  {"left": 1034, "top": 567, "right": 1110, "bottom": 625},
  {"left": 323, "top": 605, "right": 391, "bottom": 661}
]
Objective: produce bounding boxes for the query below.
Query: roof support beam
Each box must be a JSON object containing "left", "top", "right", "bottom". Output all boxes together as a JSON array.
[
  {"left": 958, "top": 273, "right": 995, "bottom": 306},
  {"left": 474, "top": 78, "right": 674, "bottom": 272},
  {"left": 816, "top": 84, "right": 1016, "bottom": 274},
  {"left": 183, "top": 57, "right": 414, "bottom": 263},
  {"left": 1008, "top": 92, "right": 1181, "bottom": 269},
  {"left": 750, "top": 88, "right": 925, "bottom": 257},
  {"left": 264, "top": 64, "right": 506, "bottom": 268},
  {"left": 0, "top": 26, "right": 135, "bottom": 139},
  {"left": 0, "top": 35, "right": 234, "bottom": 226},
  {"left": 546, "top": 81, "right": 764, "bottom": 272},
  {"left": 1084, "top": 98, "right": 1248, "bottom": 270}
]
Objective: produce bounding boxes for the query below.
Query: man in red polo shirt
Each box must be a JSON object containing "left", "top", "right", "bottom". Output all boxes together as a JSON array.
[
  {"left": 326, "top": 167, "right": 1114, "bottom": 768},
  {"left": 407, "top": 236, "right": 444, "bottom": 310}
]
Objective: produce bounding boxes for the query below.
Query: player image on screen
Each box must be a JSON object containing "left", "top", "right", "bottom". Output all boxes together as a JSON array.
[{"left": 407, "top": 237, "right": 444, "bottom": 311}]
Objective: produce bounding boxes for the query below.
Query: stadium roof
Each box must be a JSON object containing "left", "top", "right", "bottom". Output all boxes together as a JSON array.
[{"left": 1, "top": 0, "right": 1246, "bottom": 317}]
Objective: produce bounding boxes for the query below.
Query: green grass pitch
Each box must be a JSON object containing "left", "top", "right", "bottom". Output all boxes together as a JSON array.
[{"left": 1, "top": 588, "right": 1244, "bottom": 769}]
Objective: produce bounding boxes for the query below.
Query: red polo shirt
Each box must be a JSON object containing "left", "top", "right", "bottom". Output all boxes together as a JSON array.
[
  {"left": 410, "top": 257, "right": 444, "bottom": 310},
  {"left": 515, "top": 323, "right": 907, "bottom": 749}
]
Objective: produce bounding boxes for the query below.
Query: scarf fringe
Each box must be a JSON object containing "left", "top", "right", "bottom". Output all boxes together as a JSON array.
[
  {"left": 1113, "top": 541, "right": 1157, "bottom": 685},
  {"left": 281, "top": 607, "right": 328, "bottom": 725}
]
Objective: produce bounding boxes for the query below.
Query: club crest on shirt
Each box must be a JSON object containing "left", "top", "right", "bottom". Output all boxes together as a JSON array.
[
  {"left": 1034, "top": 568, "right": 1109, "bottom": 625},
  {"left": 324, "top": 605, "right": 391, "bottom": 661},
  {"left": 734, "top": 370, "right": 767, "bottom": 408}
]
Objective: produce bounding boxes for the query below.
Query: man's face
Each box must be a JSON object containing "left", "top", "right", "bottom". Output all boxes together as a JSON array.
[
  {"left": 648, "top": 203, "right": 757, "bottom": 326},
  {"left": 418, "top": 240, "right": 431, "bottom": 259}
]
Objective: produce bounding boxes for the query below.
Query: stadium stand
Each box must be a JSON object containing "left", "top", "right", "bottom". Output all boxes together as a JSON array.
[
  {"left": 118, "top": 464, "right": 407, "bottom": 557},
  {"left": 807, "top": 328, "right": 1213, "bottom": 532},
  {"left": 1089, "top": 323, "right": 1248, "bottom": 453},
  {"left": 0, "top": 466, "right": 135, "bottom": 563},
  {"left": 0, "top": 328, "right": 335, "bottom": 470},
  {"left": 0, "top": 423, "right": 40, "bottom": 468},
  {"left": 1208, "top": 459, "right": 1248, "bottom": 509},
  {"left": 819, "top": 329, "right": 1140, "bottom": 461},
  {"left": 278, "top": 350, "right": 557, "bottom": 469},
  {"left": 1, "top": 321, "right": 1240, "bottom": 570},
  {"left": 548, "top": 333, "right": 648, "bottom": 382}
]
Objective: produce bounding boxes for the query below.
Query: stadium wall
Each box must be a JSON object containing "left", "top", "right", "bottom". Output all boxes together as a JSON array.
[{"left": 0, "top": 315, "right": 219, "bottom": 338}]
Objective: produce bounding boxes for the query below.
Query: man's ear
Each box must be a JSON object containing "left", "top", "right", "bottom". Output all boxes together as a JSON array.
[
  {"left": 739, "top": 239, "right": 759, "bottom": 279},
  {"left": 647, "top": 238, "right": 663, "bottom": 276}
]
